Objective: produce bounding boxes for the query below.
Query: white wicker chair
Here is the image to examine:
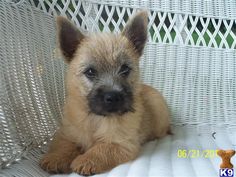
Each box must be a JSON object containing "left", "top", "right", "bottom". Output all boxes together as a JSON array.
[{"left": 0, "top": 0, "right": 235, "bottom": 176}]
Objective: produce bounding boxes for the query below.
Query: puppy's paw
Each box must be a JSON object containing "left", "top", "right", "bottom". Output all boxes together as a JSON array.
[
  {"left": 70, "top": 155, "right": 101, "bottom": 176},
  {"left": 40, "top": 153, "right": 72, "bottom": 174}
]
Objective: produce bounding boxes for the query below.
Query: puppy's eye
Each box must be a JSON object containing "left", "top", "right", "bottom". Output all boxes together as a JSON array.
[
  {"left": 84, "top": 68, "right": 97, "bottom": 79},
  {"left": 119, "top": 64, "right": 131, "bottom": 77}
]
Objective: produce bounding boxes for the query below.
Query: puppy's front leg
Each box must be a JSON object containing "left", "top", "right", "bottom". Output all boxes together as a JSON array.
[
  {"left": 71, "top": 142, "right": 139, "bottom": 175},
  {"left": 40, "top": 131, "right": 81, "bottom": 174}
]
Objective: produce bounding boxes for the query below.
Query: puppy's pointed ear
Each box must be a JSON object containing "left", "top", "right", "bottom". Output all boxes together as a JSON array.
[
  {"left": 57, "top": 16, "right": 85, "bottom": 62},
  {"left": 122, "top": 11, "right": 148, "bottom": 56}
]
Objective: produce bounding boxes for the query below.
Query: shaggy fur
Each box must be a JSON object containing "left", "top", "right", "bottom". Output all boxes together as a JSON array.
[{"left": 40, "top": 11, "right": 170, "bottom": 175}]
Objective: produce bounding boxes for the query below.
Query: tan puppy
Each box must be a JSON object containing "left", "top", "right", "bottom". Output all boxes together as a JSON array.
[{"left": 40, "top": 11, "right": 170, "bottom": 175}]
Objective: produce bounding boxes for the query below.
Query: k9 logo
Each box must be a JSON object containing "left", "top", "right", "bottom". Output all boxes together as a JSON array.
[{"left": 220, "top": 169, "right": 234, "bottom": 177}]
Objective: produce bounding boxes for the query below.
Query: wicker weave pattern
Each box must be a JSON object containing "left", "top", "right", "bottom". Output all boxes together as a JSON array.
[
  {"left": 30, "top": 0, "right": 236, "bottom": 49},
  {"left": 141, "top": 43, "right": 236, "bottom": 125},
  {"left": 0, "top": 1, "right": 65, "bottom": 167},
  {"left": 0, "top": 0, "right": 235, "bottom": 172}
]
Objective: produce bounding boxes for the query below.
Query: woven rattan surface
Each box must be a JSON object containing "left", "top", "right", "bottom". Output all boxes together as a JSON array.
[
  {"left": 0, "top": 0, "right": 235, "bottom": 176},
  {"left": 0, "top": 0, "right": 65, "bottom": 168}
]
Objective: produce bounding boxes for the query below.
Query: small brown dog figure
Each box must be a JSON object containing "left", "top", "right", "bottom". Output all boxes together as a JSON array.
[
  {"left": 217, "top": 149, "right": 235, "bottom": 169},
  {"left": 40, "top": 11, "right": 170, "bottom": 175}
]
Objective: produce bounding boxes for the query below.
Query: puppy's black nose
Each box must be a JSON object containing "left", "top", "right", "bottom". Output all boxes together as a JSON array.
[{"left": 104, "top": 91, "right": 123, "bottom": 104}]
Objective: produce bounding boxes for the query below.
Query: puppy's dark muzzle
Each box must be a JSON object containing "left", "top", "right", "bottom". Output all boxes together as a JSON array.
[
  {"left": 103, "top": 91, "right": 124, "bottom": 112},
  {"left": 88, "top": 87, "right": 133, "bottom": 116}
]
